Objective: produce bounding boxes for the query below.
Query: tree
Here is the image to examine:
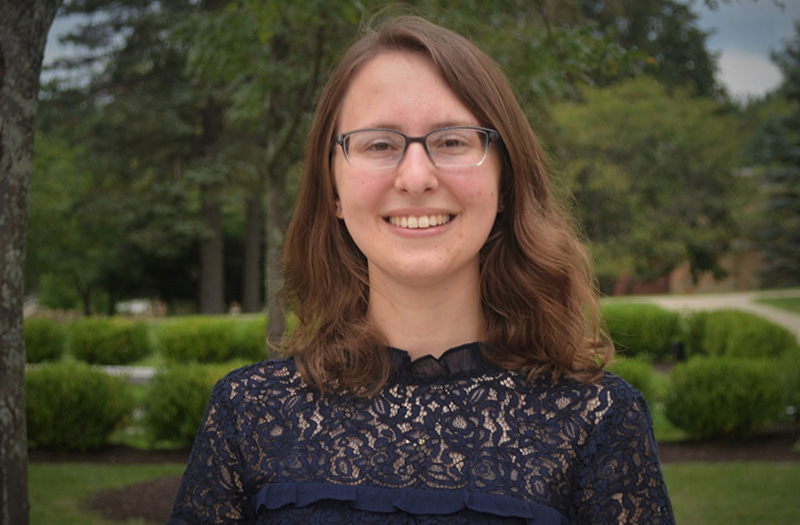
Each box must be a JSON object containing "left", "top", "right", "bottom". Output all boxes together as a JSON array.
[
  {"left": 577, "top": 0, "right": 721, "bottom": 97},
  {"left": 39, "top": 0, "right": 230, "bottom": 314},
  {"left": 550, "top": 77, "right": 747, "bottom": 290},
  {"left": 0, "top": 2, "right": 62, "bottom": 523},
  {"left": 751, "top": 22, "right": 800, "bottom": 287}
]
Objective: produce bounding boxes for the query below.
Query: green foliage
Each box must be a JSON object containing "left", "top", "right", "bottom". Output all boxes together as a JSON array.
[
  {"left": 607, "top": 358, "right": 658, "bottom": 406},
  {"left": 68, "top": 317, "right": 152, "bottom": 364},
  {"left": 26, "top": 362, "right": 132, "bottom": 451},
  {"left": 750, "top": 23, "right": 800, "bottom": 287},
  {"left": 552, "top": 77, "right": 746, "bottom": 285},
  {"left": 230, "top": 316, "right": 269, "bottom": 361},
  {"left": 688, "top": 309, "right": 798, "bottom": 359},
  {"left": 143, "top": 361, "right": 248, "bottom": 447},
  {"left": 159, "top": 316, "right": 264, "bottom": 363},
  {"left": 664, "top": 357, "right": 784, "bottom": 440},
  {"left": 601, "top": 303, "right": 685, "bottom": 360},
  {"left": 24, "top": 317, "right": 66, "bottom": 363}
]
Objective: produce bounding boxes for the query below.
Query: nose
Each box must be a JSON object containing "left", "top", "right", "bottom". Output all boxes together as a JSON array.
[{"left": 394, "top": 142, "right": 438, "bottom": 196}]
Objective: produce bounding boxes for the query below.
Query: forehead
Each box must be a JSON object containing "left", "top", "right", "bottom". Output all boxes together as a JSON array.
[{"left": 337, "top": 50, "right": 478, "bottom": 132}]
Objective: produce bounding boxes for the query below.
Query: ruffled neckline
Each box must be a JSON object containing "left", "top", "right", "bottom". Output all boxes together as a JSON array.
[{"left": 389, "top": 342, "right": 489, "bottom": 380}]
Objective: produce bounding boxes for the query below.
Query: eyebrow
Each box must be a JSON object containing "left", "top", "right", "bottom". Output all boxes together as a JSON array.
[{"left": 350, "top": 120, "right": 482, "bottom": 133}]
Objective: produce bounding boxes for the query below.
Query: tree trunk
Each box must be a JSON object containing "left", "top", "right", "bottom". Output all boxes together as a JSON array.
[
  {"left": 242, "top": 195, "right": 262, "bottom": 313},
  {"left": 200, "top": 186, "right": 225, "bottom": 314},
  {"left": 198, "top": 95, "right": 224, "bottom": 314},
  {"left": 0, "top": 2, "right": 62, "bottom": 524},
  {"left": 265, "top": 163, "right": 286, "bottom": 347}
]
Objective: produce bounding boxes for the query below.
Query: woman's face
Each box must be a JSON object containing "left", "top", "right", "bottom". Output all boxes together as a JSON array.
[{"left": 333, "top": 51, "right": 501, "bottom": 290}]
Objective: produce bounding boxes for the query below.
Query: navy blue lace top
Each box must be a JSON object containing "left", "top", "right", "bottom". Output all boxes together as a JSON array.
[{"left": 168, "top": 343, "right": 674, "bottom": 524}]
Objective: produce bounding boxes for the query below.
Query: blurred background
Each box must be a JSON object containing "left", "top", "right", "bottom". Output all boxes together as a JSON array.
[
  {"left": 19, "top": 2, "right": 800, "bottom": 524},
  {"left": 30, "top": 0, "right": 800, "bottom": 325}
]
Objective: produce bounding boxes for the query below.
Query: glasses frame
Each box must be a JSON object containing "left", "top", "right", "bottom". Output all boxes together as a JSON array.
[{"left": 332, "top": 126, "right": 500, "bottom": 170}]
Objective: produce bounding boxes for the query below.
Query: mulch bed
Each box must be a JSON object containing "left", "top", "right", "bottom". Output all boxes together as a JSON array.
[{"left": 31, "top": 425, "right": 800, "bottom": 524}]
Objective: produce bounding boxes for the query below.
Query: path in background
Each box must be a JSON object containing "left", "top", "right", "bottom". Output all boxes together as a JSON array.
[{"left": 636, "top": 289, "right": 800, "bottom": 342}]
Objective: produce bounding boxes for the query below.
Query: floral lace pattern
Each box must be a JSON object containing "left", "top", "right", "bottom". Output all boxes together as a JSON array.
[{"left": 168, "top": 343, "right": 674, "bottom": 524}]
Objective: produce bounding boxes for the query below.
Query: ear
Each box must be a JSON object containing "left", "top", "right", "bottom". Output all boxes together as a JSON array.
[{"left": 335, "top": 199, "right": 343, "bottom": 219}]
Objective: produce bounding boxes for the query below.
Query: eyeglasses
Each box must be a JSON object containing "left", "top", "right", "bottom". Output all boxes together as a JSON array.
[{"left": 332, "top": 126, "right": 500, "bottom": 170}]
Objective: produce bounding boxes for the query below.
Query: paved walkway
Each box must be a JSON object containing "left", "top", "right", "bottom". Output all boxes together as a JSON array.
[{"left": 633, "top": 289, "right": 800, "bottom": 342}]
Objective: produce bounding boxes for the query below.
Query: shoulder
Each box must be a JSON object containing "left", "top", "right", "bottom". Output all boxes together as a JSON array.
[
  {"left": 526, "top": 370, "right": 650, "bottom": 427},
  {"left": 211, "top": 357, "right": 308, "bottom": 401}
]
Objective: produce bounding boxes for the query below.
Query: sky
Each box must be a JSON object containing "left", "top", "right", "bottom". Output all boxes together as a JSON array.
[
  {"left": 695, "top": 0, "right": 800, "bottom": 99},
  {"left": 44, "top": 1, "right": 800, "bottom": 99}
]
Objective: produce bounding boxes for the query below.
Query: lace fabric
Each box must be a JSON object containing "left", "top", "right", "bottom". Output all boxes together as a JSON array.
[{"left": 168, "top": 343, "right": 674, "bottom": 524}]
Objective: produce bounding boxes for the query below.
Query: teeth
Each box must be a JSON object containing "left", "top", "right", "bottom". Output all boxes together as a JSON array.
[{"left": 389, "top": 214, "right": 451, "bottom": 229}]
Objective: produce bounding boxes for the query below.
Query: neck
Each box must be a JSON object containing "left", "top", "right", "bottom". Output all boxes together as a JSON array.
[{"left": 368, "top": 270, "right": 485, "bottom": 360}]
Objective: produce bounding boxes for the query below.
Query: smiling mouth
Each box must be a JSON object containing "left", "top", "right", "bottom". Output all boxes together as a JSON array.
[{"left": 387, "top": 214, "right": 453, "bottom": 229}]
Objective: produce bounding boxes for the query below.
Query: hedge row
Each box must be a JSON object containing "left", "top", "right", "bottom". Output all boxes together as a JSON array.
[
  {"left": 25, "top": 360, "right": 245, "bottom": 451},
  {"left": 26, "top": 350, "right": 799, "bottom": 451},
  {"left": 664, "top": 357, "right": 785, "bottom": 439},
  {"left": 156, "top": 316, "right": 267, "bottom": 363},
  {"left": 601, "top": 304, "right": 798, "bottom": 361},
  {"left": 24, "top": 315, "right": 268, "bottom": 365},
  {"left": 28, "top": 352, "right": 798, "bottom": 451},
  {"left": 601, "top": 303, "right": 686, "bottom": 361},
  {"left": 144, "top": 361, "right": 250, "bottom": 447},
  {"left": 26, "top": 362, "right": 132, "bottom": 451}
]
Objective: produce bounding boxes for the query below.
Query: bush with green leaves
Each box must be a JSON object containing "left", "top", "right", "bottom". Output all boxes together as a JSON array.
[
  {"left": 601, "top": 303, "right": 686, "bottom": 361},
  {"left": 68, "top": 317, "right": 152, "bottom": 364},
  {"left": 664, "top": 357, "right": 784, "bottom": 440},
  {"left": 607, "top": 358, "right": 658, "bottom": 407},
  {"left": 24, "top": 318, "right": 66, "bottom": 363},
  {"left": 688, "top": 309, "right": 798, "bottom": 359},
  {"left": 159, "top": 316, "right": 266, "bottom": 363},
  {"left": 230, "top": 316, "right": 268, "bottom": 361},
  {"left": 26, "top": 362, "right": 132, "bottom": 451},
  {"left": 143, "top": 361, "right": 248, "bottom": 447}
]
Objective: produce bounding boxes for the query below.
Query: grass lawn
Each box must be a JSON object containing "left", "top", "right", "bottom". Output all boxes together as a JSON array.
[
  {"left": 663, "top": 462, "right": 800, "bottom": 524},
  {"left": 29, "top": 463, "right": 185, "bottom": 525},
  {"left": 756, "top": 296, "right": 800, "bottom": 315}
]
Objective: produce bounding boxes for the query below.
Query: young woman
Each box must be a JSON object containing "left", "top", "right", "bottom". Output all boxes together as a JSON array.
[{"left": 169, "top": 16, "right": 674, "bottom": 524}]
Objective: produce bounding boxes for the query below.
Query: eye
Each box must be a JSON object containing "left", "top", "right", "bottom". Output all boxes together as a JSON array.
[
  {"left": 351, "top": 132, "right": 404, "bottom": 157},
  {"left": 429, "top": 130, "right": 475, "bottom": 153}
]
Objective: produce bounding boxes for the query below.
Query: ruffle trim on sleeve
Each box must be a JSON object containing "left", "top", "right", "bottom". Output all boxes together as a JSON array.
[{"left": 254, "top": 483, "right": 568, "bottom": 524}]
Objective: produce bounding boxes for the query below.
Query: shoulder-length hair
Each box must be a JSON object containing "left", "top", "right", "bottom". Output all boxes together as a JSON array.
[{"left": 282, "top": 16, "right": 611, "bottom": 396}]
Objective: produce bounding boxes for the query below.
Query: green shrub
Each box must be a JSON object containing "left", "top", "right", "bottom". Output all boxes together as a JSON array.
[
  {"left": 26, "top": 362, "right": 132, "bottom": 451},
  {"left": 68, "top": 317, "right": 152, "bottom": 364},
  {"left": 143, "top": 361, "right": 248, "bottom": 447},
  {"left": 601, "top": 303, "right": 685, "bottom": 361},
  {"left": 159, "top": 317, "right": 233, "bottom": 363},
  {"left": 689, "top": 309, "right": 798, "bottom": 359},
  {"left": 607, "top": 358, "right": 658, "bottom": 406},
  {"left": 230, "top": 316, "right": 268, "bottom": 361},
  {"left": 159, "top": 316, "right": 267, "bottom": 363},
  {"left": 664, "top": 357, "right": 784, "bottom": 440},
  {"left": 24, "top": 318, "right": 66, "bottom": 363}
]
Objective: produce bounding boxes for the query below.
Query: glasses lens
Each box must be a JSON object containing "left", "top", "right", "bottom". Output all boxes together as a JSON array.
[
  {"left": 345, "top": 130, "right": 405, "bottom": 169},
  {"left": 427, "top": 128, "right": 489, "bottom": 167}
]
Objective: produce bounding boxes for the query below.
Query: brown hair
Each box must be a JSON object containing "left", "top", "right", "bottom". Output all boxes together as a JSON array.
[{"left": 282, "top": 16, "right": 611, "bottom": 396}]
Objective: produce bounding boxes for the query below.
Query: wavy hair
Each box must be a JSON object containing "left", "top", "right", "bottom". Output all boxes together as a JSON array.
[{"left": 282, "top": 16, "right": 611, "bottom": 396}]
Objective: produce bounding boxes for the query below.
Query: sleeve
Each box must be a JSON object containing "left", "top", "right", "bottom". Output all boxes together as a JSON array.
[
  {"left": 167, "top": 374, "right": 253, "bottom": 524},
  {"left": 572, "top": 381, "right": 675, "bottom": 524}
]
